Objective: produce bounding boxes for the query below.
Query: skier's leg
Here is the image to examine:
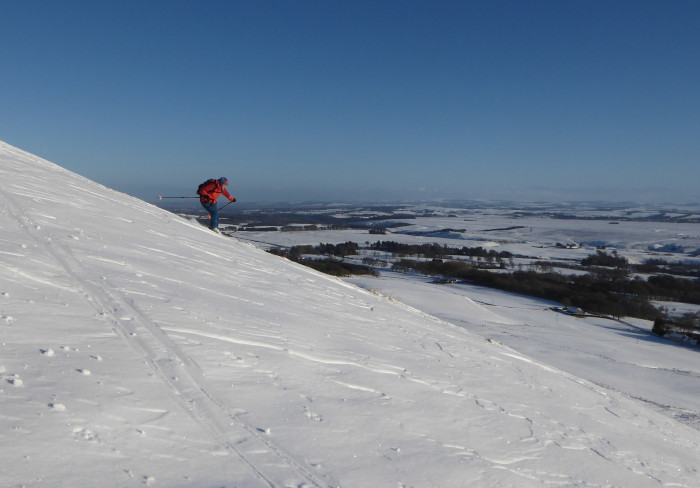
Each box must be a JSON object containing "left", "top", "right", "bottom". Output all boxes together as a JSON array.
[
  {"left": 209, "top": 203, "right": 219, "bottom": 229},
  {"left": 201, "top": 202, "right": 218, "bottom": 229}
]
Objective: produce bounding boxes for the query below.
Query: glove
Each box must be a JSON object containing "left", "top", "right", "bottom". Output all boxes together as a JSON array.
[{"left": 229, "top": 197, "right": 236, "bottom": 202}]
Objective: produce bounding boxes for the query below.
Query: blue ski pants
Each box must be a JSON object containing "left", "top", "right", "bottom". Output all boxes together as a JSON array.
[{"left": 201, "top": 201, "right": 219, "bottom": 229}]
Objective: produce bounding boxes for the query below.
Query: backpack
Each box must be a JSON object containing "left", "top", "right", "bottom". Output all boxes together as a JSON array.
[{"left": 196, "top": 179, "right": 217, "bottom": 197}]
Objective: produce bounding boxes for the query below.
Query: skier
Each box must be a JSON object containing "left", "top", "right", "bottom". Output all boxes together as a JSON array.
[{"left": 197, "top": 177, "right": 236, "bottom": 232}]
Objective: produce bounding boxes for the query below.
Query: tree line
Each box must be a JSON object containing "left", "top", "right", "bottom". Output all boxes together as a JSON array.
[
  {"left": 368, "top": 240, "right": 513, "bottom": 261},
  {"left": 267, "top": 242, "right": 376, "bottom": 277}
]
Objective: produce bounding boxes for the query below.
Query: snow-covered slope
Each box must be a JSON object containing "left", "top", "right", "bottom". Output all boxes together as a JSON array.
[{"left": 1, "top": 139, "right": 699, "bottom": 487}]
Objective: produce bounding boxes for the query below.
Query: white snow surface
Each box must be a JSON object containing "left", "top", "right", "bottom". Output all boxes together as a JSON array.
[{"left": 1, "top": 139, "right": 699, "bottom": 487}]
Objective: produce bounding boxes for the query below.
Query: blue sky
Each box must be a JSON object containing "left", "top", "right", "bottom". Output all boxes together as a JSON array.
[{"left": 1, "top": 0, "right": 699, "bottom": 204}]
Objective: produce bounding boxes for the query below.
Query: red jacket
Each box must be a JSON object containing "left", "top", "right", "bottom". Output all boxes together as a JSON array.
[{"left": 198, "top": 179, "right": 234, "bottom": 204}]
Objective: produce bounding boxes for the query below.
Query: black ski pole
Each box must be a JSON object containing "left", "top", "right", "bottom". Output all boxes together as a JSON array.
[
  {"left": 220, "top": 199, "right": 237, "bottom": 211},
  {"left": 158, "top": 196, "right": 199, "bottom": 200}
]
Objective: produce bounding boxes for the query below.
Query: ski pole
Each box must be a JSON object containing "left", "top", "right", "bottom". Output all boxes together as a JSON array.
[
  {"left": 157, "top": 196, "right": 199, "bottom": 200},
  {"left": 220, "top": 199, "right": 237, "bottom": 211},
  {"left": 199, "top": 199, "right": 236, "bottom": 220}
]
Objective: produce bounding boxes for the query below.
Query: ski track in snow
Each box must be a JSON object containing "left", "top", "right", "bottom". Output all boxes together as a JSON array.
[{"left": 0, "top": 185, "right": 340, "bottom": 488}]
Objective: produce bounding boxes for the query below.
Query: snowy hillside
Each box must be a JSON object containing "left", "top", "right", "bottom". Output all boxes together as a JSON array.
[{"left": 1, "top": 139, "right": 699, "bottom": 487}]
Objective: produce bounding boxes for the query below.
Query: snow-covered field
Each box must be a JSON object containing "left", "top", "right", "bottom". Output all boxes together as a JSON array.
[
  {"left": 231, "top": 205, "right": 700, "bottom": 268},
  {"left": 2, "top": 139, "right": 700, "bottom": 487}
]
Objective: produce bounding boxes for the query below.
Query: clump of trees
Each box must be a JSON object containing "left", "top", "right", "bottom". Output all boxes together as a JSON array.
[
  {"left": 295, "top": 258, "right": 378, "bottom": 277},
  {"left": 634, "top": 259, "right": 700, "bottom": 277},
  {"left": 581, "top": 250, "right": 628, "bottom": 268},
  {"left": 653, "top": 313, "right": 700, "bottom": 342},
  {"left": 267, "top": 242, "right": 376, "bottom": 277},
  {"left": 369, "top": 241, "right": 513, "bottom": 265},
  {"left": 268, "top": 242, "right": 359, "bottom": 261}
]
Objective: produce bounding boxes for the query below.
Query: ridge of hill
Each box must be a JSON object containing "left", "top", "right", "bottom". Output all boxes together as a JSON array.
[{"left": 1, "top": 140, "right": 699, "bottom": 487}]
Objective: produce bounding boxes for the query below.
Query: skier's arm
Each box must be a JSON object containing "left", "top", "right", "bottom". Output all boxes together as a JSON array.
[{"left": 222, "top": 186, "right": 235, "bottom": 202}]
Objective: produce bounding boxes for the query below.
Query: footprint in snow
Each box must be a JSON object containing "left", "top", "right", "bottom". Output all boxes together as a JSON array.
[
  {"left": 72, "top": 426, "right": 98, "bottom": 441},
  {"left": 305, "top": 407, "right": 324, "bottom": 422}
]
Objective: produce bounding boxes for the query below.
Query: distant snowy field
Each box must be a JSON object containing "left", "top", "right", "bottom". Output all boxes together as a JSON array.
[
  {"left": 231, "top": 206, "right": 700, "bottom": 267},
  {"left": 2, "top": 139, "right": 700, "bottom": 487}
]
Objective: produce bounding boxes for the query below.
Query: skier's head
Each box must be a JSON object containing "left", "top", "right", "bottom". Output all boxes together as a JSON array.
[{"left": 219, "top": 177, "right": 229, "bottom": 186}]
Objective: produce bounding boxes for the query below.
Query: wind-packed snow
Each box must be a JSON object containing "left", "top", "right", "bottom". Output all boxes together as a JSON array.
[
  {"left": 346, "top": 274, "right": 700, "bottom": 431},
  {"left": 1, "top": 139, "right": 699, "bottom": 487}
]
